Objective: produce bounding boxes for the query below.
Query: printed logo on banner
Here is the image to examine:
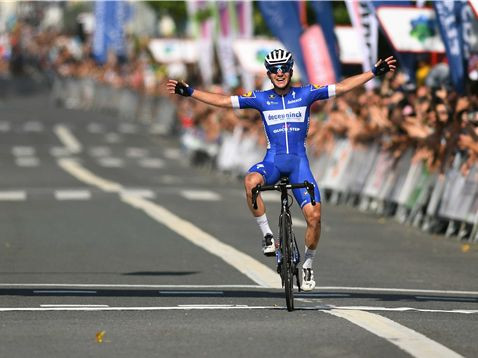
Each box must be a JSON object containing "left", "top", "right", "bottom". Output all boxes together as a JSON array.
[
  {"left": 263, "top": 107, "right": 307, "bottom": 125},
  {"left": 410, "top": 15, "right": 437, "bottom": 43}
]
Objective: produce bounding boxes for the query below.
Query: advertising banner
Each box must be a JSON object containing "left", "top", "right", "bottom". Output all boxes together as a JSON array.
[
  {"left": 376, "top": 6, "right": 445, "bottom": 53},
  {"left": 148, "top": 39, "right": 198, "bottom": 63},
  {"left": 334, "top": 26, "right": 364, "bottom": 64},
  {"left": 310, "top": 0, "right": 342, "bottom": 80},
  {"left": 258, "top": 1, "right": 308, "bottom": 82},
  {"left": 434, "top": 0, "right": 466, "bottom": 94},
  {"left": 300, "top": 25, "right": 336, "bottom": 85},
  {"left": 93, "top": 0, "right": 127, "bottom": 63},
  {"left": 232, "top": 38, "right": 283, "bottom": 74},
  {"left": 216, "top": 1, "right": 239, "bottom": 89}
]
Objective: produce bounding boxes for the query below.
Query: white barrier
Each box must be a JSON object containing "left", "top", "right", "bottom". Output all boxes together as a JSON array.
[{"left": 51, "top": 76, "right": 478, "bottom": 241}]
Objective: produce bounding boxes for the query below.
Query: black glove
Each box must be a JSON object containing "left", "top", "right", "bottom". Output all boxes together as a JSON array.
[
  {"left": 372, "top": 59, "right": 390, "bottom": 77},
  {"left": 175, "top": 81, "right": 194, "bottom": 97}
]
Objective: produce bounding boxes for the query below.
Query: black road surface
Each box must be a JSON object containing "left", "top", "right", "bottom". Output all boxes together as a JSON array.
[{"left": 0, "top": 93, "right": 477, "bottom": 358}]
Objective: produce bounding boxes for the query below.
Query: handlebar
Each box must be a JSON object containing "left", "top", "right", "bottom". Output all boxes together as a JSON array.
[{"left": 251, "top": 180, "right": 316, "bottom": 209}]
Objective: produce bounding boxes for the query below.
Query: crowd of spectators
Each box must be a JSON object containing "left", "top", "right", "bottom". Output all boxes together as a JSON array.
[{"left": 2, "top": 21, "right": 478, "bottom": 181}]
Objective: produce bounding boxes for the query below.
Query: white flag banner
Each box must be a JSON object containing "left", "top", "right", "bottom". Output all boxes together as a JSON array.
[{"left": 345, "top": 0, "right": 378, "bottom": 89}]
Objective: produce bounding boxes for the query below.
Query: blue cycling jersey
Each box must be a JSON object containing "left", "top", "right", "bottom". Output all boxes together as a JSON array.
[
  {"left": 231, "top": 84, "right": 336, "bottom": 207},
  {"left": 231, "top": 84, "right": 335, "bottom": 155}
]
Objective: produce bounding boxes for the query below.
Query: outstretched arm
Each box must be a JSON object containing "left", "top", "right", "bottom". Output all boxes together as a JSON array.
[
  {"left": 335, "top": 56, "right": 397, "bottom": 96},
  {"left": 166, "top": 79, "right": 233, "bottom": 108}
]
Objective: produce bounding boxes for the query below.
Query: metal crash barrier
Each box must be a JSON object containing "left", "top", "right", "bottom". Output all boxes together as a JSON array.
[{"left": 51, "top": 75, "right": 478, "bottom": 242}]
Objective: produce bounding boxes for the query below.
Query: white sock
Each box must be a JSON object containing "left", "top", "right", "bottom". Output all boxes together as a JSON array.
[
  {"left": 255, "top": 213, "right": 272, "bottom": 237},
  {"left": 303, "top": 246, "right": 316, "bottom": 269}
]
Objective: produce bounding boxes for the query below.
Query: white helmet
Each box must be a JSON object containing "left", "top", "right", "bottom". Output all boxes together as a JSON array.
[{"left": 264, "top": 49, "right": 294, "bottom": 69}]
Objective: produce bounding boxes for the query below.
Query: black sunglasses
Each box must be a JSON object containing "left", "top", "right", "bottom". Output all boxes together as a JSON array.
[{"left": 268, "top": 64, "right": 292, "bottom": 74}]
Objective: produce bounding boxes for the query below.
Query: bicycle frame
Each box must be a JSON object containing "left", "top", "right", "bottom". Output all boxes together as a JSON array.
[{"left": 251, "top": 177, "right": 316, "bottom": 311}]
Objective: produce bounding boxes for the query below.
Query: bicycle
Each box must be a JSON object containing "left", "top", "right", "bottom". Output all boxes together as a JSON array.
[{"left": 251, "top": 177, "right": 316, "bottom": 311}]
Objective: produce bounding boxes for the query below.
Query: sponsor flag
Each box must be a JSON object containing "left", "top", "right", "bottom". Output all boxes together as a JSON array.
[
  {"left": 345, "top": 0, "right": 378, "bottom": 89},
  {"left": 258, "top": 1, "right": 308, "bottom": 82},
  {"left": 300, "top": 25, "right": 336, "bottom": 85},
  {"left": 93, "top": 0, "right": 128, "bottom": 64},
  {"left": 433, "top": 0, "right": 466, "bottom": 94},
  {"left": 216, "top": 1, "right": 239, "bottom": 89},
  {"left": 310, "top": 0, "right": 342, "bottom": 80},
  {"left": 370, "top": 1, "right": 417, "bottom": 85}
]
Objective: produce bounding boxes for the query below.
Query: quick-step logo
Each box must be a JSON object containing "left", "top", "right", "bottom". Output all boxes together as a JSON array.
[{"left": 263, "top": 106, "right": 307, "bottom": 125}]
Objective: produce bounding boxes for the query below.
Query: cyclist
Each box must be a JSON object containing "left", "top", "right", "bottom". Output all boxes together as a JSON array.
[{"left": 167, "top": 49, "right": 396, "bottom": 291}]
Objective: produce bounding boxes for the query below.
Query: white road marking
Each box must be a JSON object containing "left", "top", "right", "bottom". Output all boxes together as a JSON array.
[
  {"left": 105, "top": 133, "right": 121, "bottom": 143},
  {"left": 125, "top": 147, "right": 148, "bottom": 158},
  {"left": 159, "top": 291, "right": 224, "bottom": 296},
  {"left": 54, "top": 125, "right": 82, "bottom": 153},
  {"left": 0, "top": 283, "right": 261, "bottom": 289},
  {"left": 0, "top": 121, "right": 10, "bottom": 132},
  {"left": 327, "top": 305, "right": 478, "bottom": 314},
  {"left": 326, "top": 309, "right": 465, "bottom": 358},
  {"left": 50, "top": 147, "right": 72, "bottom": 157},
  {"left": 97, "top": 157, "right": 124, "bottom": 168},
  {"left": 319, "top": 286, "right": 478, "bottom": 296},
  {"left": 138, "top": 158, "right": 164, "bottom": 168},
  {"left": 0, "top": 305, "right": 476, "bottom": 314},
  {"left": 23, "top": 121, "right": 44, "bottom": 132},
  {"left": 87, "top": 123, "right": 104, "bottom": 133},
  {"left": 118, "top": 123, "right": 137, "bottom": 134},
  {"left": 54, "top": 190, "right": 91, "bottom": 201},
  {"left": 33, "top": 290, "right": 97, "bottom": 294},
  {"left": 159, "top": 175, "right": 183, "bottom": 184},
  {"left": 0, "top": 191, "right": 26, "bottom": 201},
  {"left": 0, "top": 305, "right": 274, "bottom": 312},
  {"left": 40, "top": 304, "right": 109, "bottom": 308},
  {"left": 15, "top": 157, "right": 40, "bottom": 167},
  {"left": 12, "top": 146, "right": 35, "bottom": 156},
  {"left": 180, "top": 190, "right": 221, "bottom": 201},
  {"left": 57, "top": 159, "right": 280, "bottom": 288},
  {"left": 164, "top": 148, "right": 182, "bottom": 160},
  {"left": 120, "top": 188, "right": 155, "bottom": 199},
  {"left": 88, "top": 146, "right": 111, "bottom": 157}
]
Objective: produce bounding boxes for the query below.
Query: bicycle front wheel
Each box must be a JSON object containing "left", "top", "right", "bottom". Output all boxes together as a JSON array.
[{"left": 280, "top": 213, "right": 294, "bottom": 311}]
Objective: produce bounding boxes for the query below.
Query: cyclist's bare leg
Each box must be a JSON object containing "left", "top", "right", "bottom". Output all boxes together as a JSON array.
[
  {"left": 302, "top": 202, "right": 322, "bottom": 249},
  {"left": 244, "top": 172, "right": 266, "bottom": 216}
]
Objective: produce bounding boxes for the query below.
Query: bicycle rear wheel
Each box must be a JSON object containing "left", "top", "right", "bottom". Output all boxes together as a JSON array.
[{"left": 280, "top": 213, "right": 294, "bottom": 311}]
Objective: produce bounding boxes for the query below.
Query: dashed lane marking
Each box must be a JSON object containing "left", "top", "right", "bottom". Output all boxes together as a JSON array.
[
  {"left": 180, "top": 190, "right": 221, "bottom": 201},
  {"left": 50, "top": 147, "right": 72, "bottom": 157},
  {"left": 159, "top": 291, "right": 224, "bottom": 296},
  {"left": 125, "top": 147, "right": 148, "bottom": 158},
  {"left": 118, "top": 123, "right": 138, "bottom": 134},
  {"left": 88, "top": 146, "right": 111, "bottom": 157},
  {"left": 0, "top": 191, "right": 26, "bottom": 201},
  {"left": 54, "top": 190, "right": 91, "bottom": 201},
  {"left": 105, "top": 133, "right": 121, "bottom": 143},
  {"left": 15, "top": 157, "right": 40, "bottom": 167},
  {"left": 40, "top": 304, "right": 109, "bottom": 308},
  {"left": 120, "top": 188, "right": 156, "bottom": 199},
  {"left": 138, "top": 158, "right": 164, "bottom": 168},
  {"left": 23, "top": 121, "right": 44, "bottom": 132},
  {"left": 164, "top": 148, "right": 182, "bottom": 160},
  {"left": 87, "top": 123, "right": 104, "bottom": 133},
  {"left": 97, "top": 157, "right": 124, "bottom": 168},
  {"left": 12, "top": 146, "right": 35, "bottom": 156}
]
